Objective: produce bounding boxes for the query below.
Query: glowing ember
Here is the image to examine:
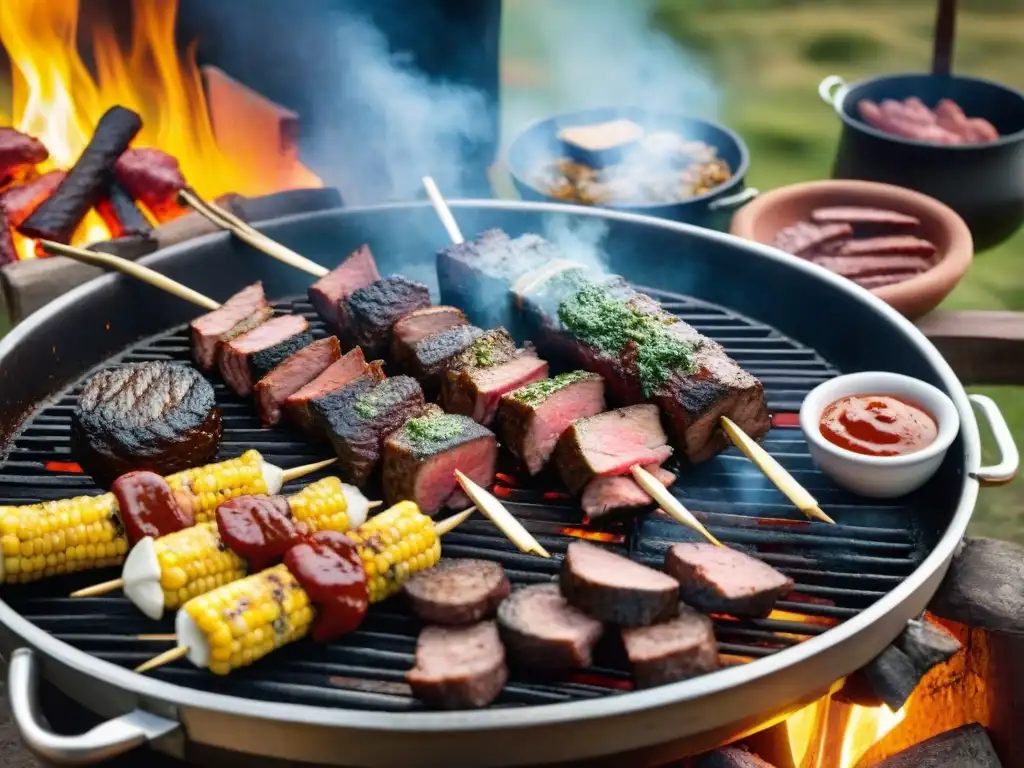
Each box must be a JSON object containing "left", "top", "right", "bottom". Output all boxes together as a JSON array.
[
  {"left": 772, "top": 412, "right": 801, "bottom": 429},
  {"left": 492, "top": 485, "right": 512, "bottom": 498},
  {"left": 495, "top": 472, "right": 516, "bottom": 486},
  {"left": 0, "top": 0, "right": 321, "bottom": 258},
  {"left": 558, "top": 527, "right": 626, "bottom": 544},
  {"left": 543, "top": 491, "right": 570, "bottom": 500},
  {"left": 43, "top": 460, "right": 82, "bottom": 473},
  {"left": 768, "top": 608, "right": 837, "bottom": 628},
  {"left": 567, "top": 673, "right": 632, "bottom": 691}
]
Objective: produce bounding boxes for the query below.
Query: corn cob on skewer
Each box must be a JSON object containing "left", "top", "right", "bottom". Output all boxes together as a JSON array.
[
  {"left": 0, "top": 451, "right": 319, "bottom": 586},
  {"left": 122, "top": 477, "right": 370, "bottom": 619},
  {"left": 167, "top": 501, "right": 446, "bottom": 675}
]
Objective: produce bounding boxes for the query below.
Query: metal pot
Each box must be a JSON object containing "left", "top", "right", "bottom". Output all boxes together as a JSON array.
[
  {"left": 820, "top": 73, "right": 1024, "bottom": 251},
  {"left": 0, "top": 200, "right": 1015, "bottom": 767},
  {"left": 507, "top": 107, "right": 758, "bottom": 231}
]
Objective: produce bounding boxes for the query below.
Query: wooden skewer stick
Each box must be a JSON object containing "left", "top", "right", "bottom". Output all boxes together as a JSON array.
[
  {"left": 40, "top": 241, "right": 221, "bottom": 311},
  {"left": 178, "top": 189, "right": 329, "bottom": 279},
  {"left": 454, "top": 470, "right": 550, "bottom": 558},
  {"left": 281, "top": 457, "right": 336, "bottom": 483},
  {"left": 135, "top": 646, "right": 190, "bottom": 674},
  {"left": 70, "top": 578, "right": 126, "bottom": 599},
  {"left": 720, "top": 416, "right": 836, "bottom": 524},
  {"left": 138, "top": 634, "right": 177, "bottom": 642},
  {"left": 630, "top": 465, "right": 723, "bottom": 547},
  {"left": 422, "top": 176, "right": 465, "bottom": 245}
]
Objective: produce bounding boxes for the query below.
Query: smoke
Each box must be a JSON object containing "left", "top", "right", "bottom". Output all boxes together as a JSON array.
[{"left": 543, "top": 216, "right": 611, "bottom": 276}]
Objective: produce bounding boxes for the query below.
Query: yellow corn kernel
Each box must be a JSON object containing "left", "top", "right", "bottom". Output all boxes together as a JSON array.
[
  {"left": 182, "top": 563, "right": 313, "bottom": 675},
  {"left": 165, "top": 450, "right": 268, "bottom": 524},
  {"left": 0, "top": 494, "right": 124, "bottom": 584},
  {"left": 154, "top": 523, "right": 247, "bottom": 610},
  {"left": 347, "top": 501, "right": 439, "bottom": 603},
  {"left": 286, "top": 477, "right": 349, "bottom": 534}
]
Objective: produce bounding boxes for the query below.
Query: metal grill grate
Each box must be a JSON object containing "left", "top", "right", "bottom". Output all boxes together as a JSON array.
[{"left": 0, "top": 291, "right": 927, "bottom": 711}]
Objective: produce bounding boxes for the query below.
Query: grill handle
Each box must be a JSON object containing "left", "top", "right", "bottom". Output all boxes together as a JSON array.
[
  {"left": 969, "top": 394, "right": 1020, "bottom": 486},
  {"left": 7, "top": 648, "right": 180, "bottom": 765}
]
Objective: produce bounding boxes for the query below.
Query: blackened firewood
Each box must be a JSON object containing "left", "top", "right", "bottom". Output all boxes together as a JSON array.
[
  {"left": 861, "top": 644, "right": 920, "bottom": 711},
  {"left": 929, "top": 538, "right": 1024, "bottom": 634},
  {"left": 896, "top": 618, "right": 961, "bottom": 674},
  {"left": 20, "top": 106, "right": 142, "bottom": 243},
  {"left": 695, "top": 745, "right": 777, "bottom": 768},
  {"left": 97, "top": 182, "right": 153, "bottom": 238},
  {"left": 873, "top": 723, "right": 1002, "bottom": 768}
]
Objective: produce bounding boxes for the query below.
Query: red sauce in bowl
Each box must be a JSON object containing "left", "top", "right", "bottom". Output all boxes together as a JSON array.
[{"left": 819, "top": 394, "right": 938, "bottom": 457}]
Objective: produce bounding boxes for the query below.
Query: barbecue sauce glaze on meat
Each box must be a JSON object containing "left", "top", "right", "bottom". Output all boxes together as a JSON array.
[
  {"left": 112, "top": 471, "right": 193, "bottom": 546},
  {"left": 284, "top": 531, "right": 369, "bottom": 643},
  {"left": 216, "top": 496, "right": 301, "bottom": 572},
  {"left": 820, "top": 394, "right": 937, "bottom": 457}
]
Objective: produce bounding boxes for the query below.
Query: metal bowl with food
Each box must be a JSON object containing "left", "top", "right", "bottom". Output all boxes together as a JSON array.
[{"left": 507, "top": 106, "right": 757, "bottom": 230}]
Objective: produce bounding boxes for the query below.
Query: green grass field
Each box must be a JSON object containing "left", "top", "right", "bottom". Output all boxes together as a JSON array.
[{"left": 501, "top": 0, "right": 1024, "bottom": 542}]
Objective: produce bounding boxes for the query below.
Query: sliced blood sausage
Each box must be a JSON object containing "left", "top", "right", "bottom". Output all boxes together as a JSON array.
[
  {"left": 809, "top": 206, "right": 920, "bottom": 230},
  {"left": 404, "top": 559, "right": 510, "bottom": 625},
  {"left": 771, "top": 221, "right": 852, "bottom": 257},
  {"left": 837, "top": 236, "right": 936, "bottom": 258},
  {"left": 497, "top": 583, "right": 604, "bottom": 672},
  {"left": 559, "top": 540, "right": 678, "bottom": 627},
  {"left": 406, "top": 621, "right": 508, "bottom": 709},
  {"left": 621, "top": 605, "right": 719, "bottom": 689},
  {"left": 665, "top": 543, "right": 793, "bottom": 618}
]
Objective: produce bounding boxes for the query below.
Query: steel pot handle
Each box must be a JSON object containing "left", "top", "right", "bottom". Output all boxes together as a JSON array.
[
  {"left": 708, "top": 187, "right": 760, "bottom": 212},
  {"left": 818, "top": 75, "right": 846, "bottom": 107},
  {"left": 969, "top": 394, "right": 1020, "bottom": 486},
  {"left": 7, "top": 648, "right": 180, "bottom": 765}
]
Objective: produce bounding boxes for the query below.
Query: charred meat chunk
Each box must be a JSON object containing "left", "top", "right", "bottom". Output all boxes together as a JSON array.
[
  {"left": 189, "top": 282, "right": 271, "bottom": 372},
  {"left": 0, "top": 127, "right": 49, "bottom": 178},
  {"left": 560, "top": 540, "right": 678, "bottom": 627},
  {"left": 218, "top": 314, "right": 312, "bottom": 397},
  {"left": 344, "top": 275, "right": 431, "bottom": 358},
  {"left": 391, "top": 305, "right": 469, "bottom": 364},
  {"left": 497, "top": 583, "right": 604, "bottom": 673},
  {"left": 254, "top": 336, "right": 342, "bottom": 427},
  {"left": 285, "top": 349, "right": 382, "bottom": 435},
  {"left": 313, "top": 375, "right": 426, "bottom": 486},
  {"left": 665, "top": 543, "right": 793, "bottom": 619},
  {"left": 113, "top": 148, "right": 187, "bottom": 220},
  {"left": 581, "top": 464, "right": 676, "bottom": 520},
  {"left": 72, "top": 362, "right": 221, "bottom": 487},
  {"left": 0, "top": 206, "right": 15, "bottom": 265},
  {"left": 307, "top": 244, "right": 381, "bottom": 332},
  {"left": 555, "top": 404, "right": 673, "bottom": 495},
  {"left": 497, "top": 371, "right": 605, "bottom": 475},
  {"left": 383, "top": 411, "right": 498, "bottom": 515},
  {"left": 621, "top": 605, "right": 719, "bottom": 688},
  {"left": 404, "top": 559, "right": 510, "bottom": 625},
  {"left": 405, "top": 324, "right": 485, "bottom": 396},
  {"left": 407, "top": 621, "right": 508, "bottom": 710},
  {"left": 695, "top": 746, "right": 778, "bottom": 768},
  {"left": 1, "top": 170, "right": 66, "bottom": 228}
]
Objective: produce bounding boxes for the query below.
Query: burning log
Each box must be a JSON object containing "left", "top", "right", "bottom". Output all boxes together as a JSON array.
[
  {"left": 871, "top": 723, "right": 1002, "bottom": 768},
  {"left": 97, "top": 182, "right": 153, "bottom": 239},
  {"left": 0, "top": 127, "right": 48, "bottom": 179},
  {"left": 20, "top": 106, "right": 142, "bottom": 243},
  {"left": 694, "top": 745, "right": 777, "bottom": 767}
]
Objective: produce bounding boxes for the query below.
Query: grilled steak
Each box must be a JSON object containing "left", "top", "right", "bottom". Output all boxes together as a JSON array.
[
  {"left": 560, "top": 540, "right": 678, "bottom": 627},
  {"left": 382, "top": 411, "right": 498, "bottom": 514},
  {"left": 405, "top": 324, "right": 485, "bottom": 396},
  {"left": 391, "top": 306, "right": 468, "bottom": 364},
  {"left": 285, "top": 347, "right": 379, "bottom": 434},
  {"left": 441, "top": 328, "right": 538, "bottom": 423},
  {"left": 218, "top": 314, "right": 312, "bottom": 397},
  {"left": 621, "top": 605, "right": 719, "bottom": 688},
  {"left": 555, "top": 405, "right": 672, "bottom": 495},
  {"left": 189, "top": 282, "right": 270, "bottom": 372},
  {"left": 407, "top": 621, "right": 508, "bottom": 709},
  {"left": 438, "top": 231, "right": 771, "bottom": 462},
  {"left": 497, "top": 583, "right": 604, "bottom": 673},
  {"left": 443, "top": 349, "right": 549, "bottom": 426},
  {"left": 307, "top": 244, "right": 381, "bottom": 331},
  {"left": 404, "top": 559, "right": 510, "bottom": 625},
  {"left": 71, "top": 362, "right": 221, "bottom": 487},
  {"left": 313, "top": 375, "right": 426, "bottom": 485},
  {"left": 345, "top": 276, "right": 431, "bottom": 358},
  {"left": 581, "top": 464, "right": 676, "bottom": 520},
  {"left": 665, "top": 543, "right": 793, "bottom": 618},
  {"left": 497, "top": 371, "right": 605, "bottom": 475},
  {"left": 445, "top": 328, "right": 519, "bottom": 372},
  {"left": 254, "top": 336, "right": 341, "bottom": 427}
]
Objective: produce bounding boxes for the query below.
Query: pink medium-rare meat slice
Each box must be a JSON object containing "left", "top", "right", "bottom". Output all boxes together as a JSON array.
[
  {"left": 854, "top": 272, "right": 923, "bottom": 289},
  {"left": 253, "top": 336, "right": 341, "bottom": 427},
  {"left": 391, "top": 305, "right": 468, "bottom": 365},
  {"left": 189, "top": 282, "right": 270, "bottom": 372},
  {"left": 665, "top": 543, "right": 794, "bottom": 619},
  {"left": 560, "top": 540, "right": 679, "bottom": 626},
  {"left": 382, "top": 411, "right": 498, "bottom": 515},
  {"left": 0, "top": 170, "right": 67, "bottom": 228},
  {"left": 445, "top": 351, "right": 550, "bottom": 426},
  {"left": 497, "top": 371, "right": 606, "bottom": 475},
  {"left": 217, "top": 314, "right": 310, "bottom": 397},
  {"left": 306, "top": 244, "right": 381, "bottom": 331},
  {"left": 404, "top": 559, "right": 510, "bottom": 625},
  {"left": 554, "top": 404, "right": 672, "bottom": 495},
  {"left": 406, "top": 621, "right": 508, "bottom": 710},
  {"left": 581, "top": 464, "right": 676, "bottom": 520},
  {"left": 771, "top": 221, "right": 852, "bottom": 257},
  {"left": 497, "top": 583, "right": 604, "bottom": 673},
  {"left": 813, "top": 254, "right": 933, "bottom": 280},
  {"left": 836, "top": 236, "right": 936, "bottom": 258},
  {"left": 621, "top": 605, "right": 719, "bottom": 688},
  {"left": 284, "top": 347, "right": 374, "bottom": 433},
  {"left": 810, "top": 206, "right": 920, "bottom": 230}
]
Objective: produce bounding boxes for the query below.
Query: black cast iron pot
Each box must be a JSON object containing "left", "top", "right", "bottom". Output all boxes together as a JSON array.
[
  {"left": 820, "top": 72, "right": 1024, "bottom": 251},
  {"left": 507, "top": 106, "right": 758, "bottom": 232}
]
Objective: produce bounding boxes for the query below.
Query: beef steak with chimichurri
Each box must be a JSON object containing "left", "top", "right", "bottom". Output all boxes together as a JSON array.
[{"left": 344, "top": 275, "right": 432, "bottom": 359}]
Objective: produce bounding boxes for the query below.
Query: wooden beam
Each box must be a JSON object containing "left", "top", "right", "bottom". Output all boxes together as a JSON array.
[{"left": 915, "top": 310, "right": 1024, "bottom": 386}]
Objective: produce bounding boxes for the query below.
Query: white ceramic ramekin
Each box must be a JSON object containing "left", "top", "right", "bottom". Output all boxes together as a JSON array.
[{"left": 800, "top": 372, "right": 960, "bottom": 498}]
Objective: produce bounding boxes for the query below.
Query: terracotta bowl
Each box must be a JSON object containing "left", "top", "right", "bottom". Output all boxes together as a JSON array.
[{"left": 729, "top": 179, "right": 973, "bottom": 320}]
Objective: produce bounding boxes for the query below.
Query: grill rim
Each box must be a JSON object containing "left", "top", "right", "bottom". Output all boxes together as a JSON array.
[{"left": 0, "top": 200, "right": 980, "bottom": 741}]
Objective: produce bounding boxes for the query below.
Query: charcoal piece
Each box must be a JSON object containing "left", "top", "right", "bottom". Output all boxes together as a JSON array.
[
  {"left": 21, "top": 106, "right": 143, "bottom": 243},
  {"left": 0, "top": 205, "right": 16, "bottom": 266},
  {"left": 695, "top": 745, "right": 778, "bottom": 768},
  {"left": 896, "top": 618, "right": 961, "bottom": 675},
  {"left": 928, "top": 537, "right": 1024, "bottom": 634},
  {"left": 861, "top": 644, "right": 920, "bottom": 711},
  {"left": 97, "top": 182, "right": 153, "bottom": 238},
  {"left": 873, "top": 723, "right": 1001, "bottom": 768}
]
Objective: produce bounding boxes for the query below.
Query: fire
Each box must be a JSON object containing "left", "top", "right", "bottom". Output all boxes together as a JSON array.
[
  {"left": 839, "top": 702, "right": 906, "bottom": 768},
  {"left": 0, "top": 0, "right": 321, "bottom": 258},
  {"left": 782, "top": 695, "right": 907, "bottom": 768},
  {"left": 558, "top": 527, "right": 626, "bottom": 544}
]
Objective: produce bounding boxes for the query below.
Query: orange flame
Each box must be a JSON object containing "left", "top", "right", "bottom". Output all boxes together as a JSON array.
[
  {"left": 0, "top": 0, "right": 321, "bottom": 258},
  {"left": 782, "top": 694, "right": 907, "bottom": 768},
  {"left": 558, "top": 527, "right": 626, "bottom": 544}
]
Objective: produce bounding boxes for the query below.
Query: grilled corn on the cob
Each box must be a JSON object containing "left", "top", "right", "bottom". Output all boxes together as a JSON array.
[
  {"left": 122, "top": 477, "right": 370, "bottom": 619},
  {"left": 175, "top": 501, "right": 440, "bottom": 674},
  {"left": 0, "top": 452, "right": 285, "bottom": 586}
]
